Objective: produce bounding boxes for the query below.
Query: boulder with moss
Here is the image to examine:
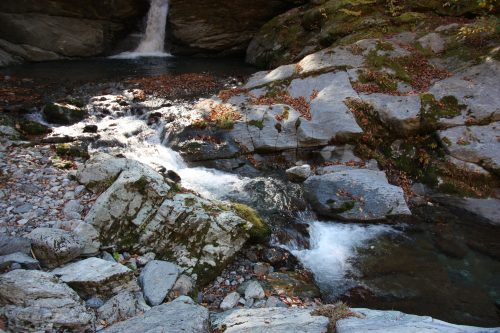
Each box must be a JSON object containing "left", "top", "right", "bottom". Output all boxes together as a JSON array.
[
  {"left": 77, "top": 153, "right": 260, "bottom": 284},
  {"left": 43, "top": 102, "right": 86, "bottom": 125}
]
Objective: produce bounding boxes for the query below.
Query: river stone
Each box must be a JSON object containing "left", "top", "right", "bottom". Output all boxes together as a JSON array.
[
  {"left": 139, "top": 260, "right": 179, "bottom": 306},
  {"left": 0, "top": 235, "right": 31, "bottom": 256},
  {"left": 97, "top": 291, "right": 150, "bottom": 326},
  {"left": 286, "top": 164, "right": 312, "bottom": 182},
  {"left": 102, "top": 296, "right": 210, "bottom": 333},
  {"left": 438, "top": 122, "right": 500, "bottom": 174},
  {"left": 304, "top": 168, "right": 411, "bottom": 221},
  {"left": 0, "top": 252, "right": 39, "bottom": 270},
  {"left": 418, "top": 32, "right": 446, "bottom": 53},
  {"left": 220, "top": 292, "right": 241, "bottom": 310},
  {"left": 211, "top": 307, "right": 329, "bottom": 332},
  {"left": 297, "top": 45, "right": 365, "bottom": 74},
  {"left": 170, "top": 274, "right": 194, "bottom": 298},
  {"left": 43, "top": 102, "right": 85, "bottom": 125},
  {"left": 429, "top": 60, "right": 500, "bottom": 126},
  {"left": 0, "top": 125, "right": 20, "bottom": 139},
  {"left": 0, "top": 269, "right": 94, "bottom": 332},
  {"left": 26, "top": 227, "right": 84, "bottom": 268},
  {"left": 60, "top": 220, "right": 101, "bottom": 256},
  {"left": 52, "top": 257, "right": 134, "bottom": 298},
  {"left": 336, "top": 308, "right": 500, "bottom": 333},
  {"left": 359, "top": 94, "right": 421, "bottom": 135},
  {"left": 245, "top": 280, "right": 265, "bottom": 300}
]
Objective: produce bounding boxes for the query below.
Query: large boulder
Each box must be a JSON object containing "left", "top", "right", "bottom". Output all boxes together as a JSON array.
[
  {"left": 26, "top": 227, "right": 84, "bottom": 269},
  {"left": 102, "top": 296, "right": 210, "bottom": 333},
  {"left": 304, "top": 167, "right": 411, "bottom": 221},
  {"left": 77, "top": 154, "right": 256, "bottom": 284},
  {"left": 211, "top": 307, "right": 329, "bottom": 332},
  {"left": 169, "top": 0, "right": 305, "bottom": 56},
  {"left": 0, "top": 269, "right": 94, "bottom": 332}
]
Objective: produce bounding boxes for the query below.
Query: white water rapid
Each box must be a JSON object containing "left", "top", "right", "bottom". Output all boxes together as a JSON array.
[
  {"left": 112, "top": 0, "right": 171, "bottom": 58},
  {"left": 49, "top": 99, "right": 395, "bottom": 298}
]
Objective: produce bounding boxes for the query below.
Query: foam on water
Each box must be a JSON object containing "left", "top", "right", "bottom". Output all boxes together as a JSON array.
[{"left": 284, "top": 214, "right": 395, "bottom": 296}]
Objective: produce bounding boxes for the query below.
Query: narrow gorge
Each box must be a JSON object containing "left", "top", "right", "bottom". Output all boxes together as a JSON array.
[{"left": 0, "top": 0, "right": 499, "bottom": 332}]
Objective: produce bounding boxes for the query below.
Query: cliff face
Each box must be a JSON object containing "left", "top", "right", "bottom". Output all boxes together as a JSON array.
[
  {"left": 0, "top": 0, "right": 305, "bottom": 66},
  {"left": 0, "top": 0, "right": 148, "bottom": 65}
]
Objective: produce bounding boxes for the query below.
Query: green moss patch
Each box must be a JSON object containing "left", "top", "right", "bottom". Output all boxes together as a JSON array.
[{"left": 232, "top": 203, "right": 271, "bottom": 243}]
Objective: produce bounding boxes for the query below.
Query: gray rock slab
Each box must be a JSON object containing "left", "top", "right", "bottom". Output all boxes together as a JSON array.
[
  {"left": 0, "top": 269, "right": 94, "bottom": 332},
  {"left": 429, "top": 60, "right": 500, "bottom": 125},
  {"left": 52, "top": 257, "right": 133, "bottom": 298},
  {"left": 304, "top": 169, "right": 411, "bottom": 221},
  {"left": 26, "top": 227, "right": 84, "bottom": 268},
  {"left": 139, "top": 260, "right": 179, "bottom": 306},
  {"left": 438, "top": 122, "right": 500, "bottom": 173},
  {"left": 359, "top": 94, "right": 421, "bottom": 135},
  {"left": 211, "top": 307, "right": 329, "bottom": 333},
  {"left": 102, "top": 296, "right": 210, "bottom": 333},
  {"left": 0, "top": 235, "right": 31, "bottom": 256},
  {"left": 337, "top": 308, "right": 499, "bottom": 333},
  {"left": 0, "top": 252, "right": 39, "bottom": 270}
]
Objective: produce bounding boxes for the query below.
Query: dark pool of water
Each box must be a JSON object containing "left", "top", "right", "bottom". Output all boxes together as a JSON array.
[{"left": 0, "top": 56, "right": 257, "bottom": 83}]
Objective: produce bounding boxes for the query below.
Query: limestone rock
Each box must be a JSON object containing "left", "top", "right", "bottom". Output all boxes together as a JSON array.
[
  {"left": 139, "top": 260, "right": 179, "bottom": 306},
  {"left": 170, "top": 274, "right": 194, "bottom": 298},
  {"left": 359, "top": 94, "right": 421, "bottom": 135},
  {"left": 438, "top": 122, "right": 500, "bottom": 174},
  {"left": 244, "top": 64, "right": 296, "bottom": 89},
  {"left": 60, "top": 220, "right": 101, "bottom": 256},
  {"left": 79, "top": 154, "right": 252, "bottom": 284},
  {"left": 52, "top": 257, "right": 134, "bottom": 298},
  {"left": 286, "top": 164, "right": 312, "bottom": 182},
  {"left": 26, "top": 227, "right": 84, "bottom": 268},
  {"left": 97, "top": 291, "right": 149, "bottom": 326},
  {"left": 102, "top": 296, "right": 209, "bottom": 333},
  {"left": 76, "top": 152, "right": 127, "bottom": 192},
  {"left": 304, "top": 168, "right": 411, "bottom": 221},
  {"left": 0, "top": 269, "right": 94, "bottom": 332},
  {"left": 0, "top": 252, "right": 39, "bottom": 271},
  {"left": 220, "top": 292, "right": 241, "bottom": 310},
  {"left": 212, "top": 307, "right": 329, "bottom": 333},
  {"left": 429, "top": 60, "right": 500, "bottom": 126},
  {"left": 0, "top": 235, "right": 31, "bottom": 256},
  {"left": 337, "top": 308, "right": 499, "bottom": 333},
  {"left": 245, "top": 280, "right": 265, "bottom": 300}
]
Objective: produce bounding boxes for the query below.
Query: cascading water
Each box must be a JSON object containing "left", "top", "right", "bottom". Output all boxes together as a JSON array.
[
  {"left": 112, "top": 0, "right": 171, "bottom": 58},
  {"left": 136, "top": 0, "right": 169, "bottom": 54}
]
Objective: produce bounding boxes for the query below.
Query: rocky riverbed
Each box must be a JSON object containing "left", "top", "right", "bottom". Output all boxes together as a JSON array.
[{"left": 1, "top": 16, "right": 500, "bottom": 333}]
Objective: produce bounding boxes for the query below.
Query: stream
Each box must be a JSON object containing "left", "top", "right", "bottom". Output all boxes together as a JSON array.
[{"left": 2, "top": 56, "right": 499, "bottom": 327}]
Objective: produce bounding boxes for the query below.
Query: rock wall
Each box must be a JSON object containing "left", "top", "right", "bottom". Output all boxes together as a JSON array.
[
  {"left": 0, "top": 0, "right": 148, "bottom": 66},
  {"left": 168, "top": 0, "right": 306, "bottom": 56}
]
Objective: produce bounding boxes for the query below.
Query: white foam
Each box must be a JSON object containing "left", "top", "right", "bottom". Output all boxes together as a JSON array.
[
  {"left": 109, "top": 51, "right": 172, "bottom": 59},
  {"left": 284, "top": 215, "right": 394, "bottom": 296}
]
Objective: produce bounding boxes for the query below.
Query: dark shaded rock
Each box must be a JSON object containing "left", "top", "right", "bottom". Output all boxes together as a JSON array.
[
  {"left": 43, "top": 102, "right": 85, "bottom": 125},
  {"left": 0, "top": 235, "right": 31, "bottom": 256},
  {"left": 83, "top": 124, "right": 98, "bottom": 133}
]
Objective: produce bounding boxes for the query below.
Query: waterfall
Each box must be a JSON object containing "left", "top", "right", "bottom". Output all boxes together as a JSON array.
[
  {"left": 111, "top": 0, "right": 170, "bottom": 58},
  {"left": 136, "top": 0, "right": 170, "bottom": 53}
]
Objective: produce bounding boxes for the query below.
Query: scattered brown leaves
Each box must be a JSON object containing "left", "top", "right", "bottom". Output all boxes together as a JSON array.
[
  {"left": 0, "top": 76, "right": 43, "bottom": 106},
  {"left": 218, "top": 88, "right": 247, "bottom": 102},
  {"left": 251, "top": 92, "right": 311, "bottom": 120},
  {"left": 127, "top": 73, "right": 219, "bottom": 99},
  {"left": 312, "top": 302, "right": 363, "bottom": 333},
  {"left": 310, "top": 89, "right": 319, "bottom": 101}
]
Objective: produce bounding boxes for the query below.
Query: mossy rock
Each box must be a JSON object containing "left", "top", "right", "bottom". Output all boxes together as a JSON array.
[
  {"left": 55, "top": 143, "right": 89, "bottom": 158},
  {"left": 18, "top": 120, "right": 51, "bottom": 136},
  {"left": 394, "top": 11, "right": 428, "bottom": 24},
  {"left": 43, "top": 102, "right": 85, "bottom": 125},
  {"left": 232, "top": 203, "right": 271, "bottom": 243}
]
